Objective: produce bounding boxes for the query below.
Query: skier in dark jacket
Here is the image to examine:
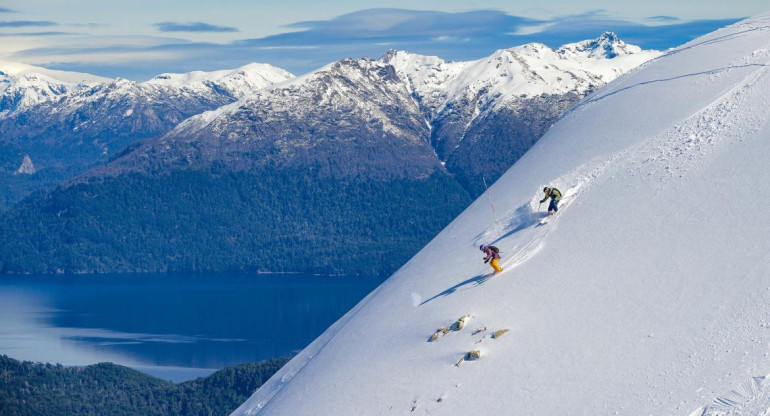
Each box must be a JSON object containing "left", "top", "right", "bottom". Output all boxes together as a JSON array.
[
  {"left": 540, "top": 187, "right": 562, "bottom": 216},
  {"left": 479, "top": 244, "right": 502, "bottom": 274}
]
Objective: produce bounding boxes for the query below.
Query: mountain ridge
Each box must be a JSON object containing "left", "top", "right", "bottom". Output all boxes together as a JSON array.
[
  {"left": 0, "top": 62, "right": 295, "bottom": 209},
  {"left": 97, "top": 33, "right": 659, "bottom": 191}
]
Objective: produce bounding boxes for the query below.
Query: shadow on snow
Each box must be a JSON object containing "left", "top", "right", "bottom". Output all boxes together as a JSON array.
[{"left": 421, "top": 203, "right": 541, "bottom": 306}]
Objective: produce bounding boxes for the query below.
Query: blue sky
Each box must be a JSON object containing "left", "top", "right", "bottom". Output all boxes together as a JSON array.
[{"left": 0, "top": 1, "right": 764, "bottom": 80}]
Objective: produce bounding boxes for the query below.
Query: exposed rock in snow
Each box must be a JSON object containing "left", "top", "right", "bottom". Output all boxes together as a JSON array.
[
  {"left": 14, "top": 155, "right": 35, "bottom": 175},
  {"left": 492, "top": 329, "right": 510, "bottom": 339},
  {"left": 453, "top": 315, "right": 471, "bottom": 331},
  {"left": 430, "top": 327, "right": 450, "bottom": 342}
]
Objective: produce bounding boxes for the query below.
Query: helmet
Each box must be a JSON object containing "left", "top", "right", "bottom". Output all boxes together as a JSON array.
[
  {"left": 543, "top": 187, "right": 550, "bottom": 193},
  {"left": 479, "top": 244, "right": 485, "bottom": 251}
]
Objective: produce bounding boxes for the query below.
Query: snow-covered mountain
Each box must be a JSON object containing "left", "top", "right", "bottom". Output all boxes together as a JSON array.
[
  {"left": 0, "top": 61, "right": 110, "bottom": 84},
  {"left": 382, "top": 33, "right": 660, "bottom": 194},
  {"left": 0, "top": 62, "right": 292, "bottom": 117},
  {"left": 108, "top": 33, "right": 659, "bottom": 192},
  {"left": 0, "top": 33, "right": 661, "bottom": 274},
  {"left": 0, "top": 62, "right": 293, "bottom": 152},
  {"left": 0, "top": 63, "right": 294, "bottom": 208},
  {"left": 145, "top": 63, "right": 292, "bottom": 97},
  {"left": 232, "top": 13, "right": 770, "bottom": 416},
  {"left": 0, "top": 62, "right": 109, "bottom": 114},
  {"left": 384, "top": 31, "right": 656, "bottom": 114},
  {"left": 96, "top": 58, "right": 438, "bottom": 180}
]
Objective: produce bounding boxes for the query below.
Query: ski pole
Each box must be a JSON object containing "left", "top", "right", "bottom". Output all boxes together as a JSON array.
[{"left": 482, "top": 176, "right": 497, "bottom": 222}]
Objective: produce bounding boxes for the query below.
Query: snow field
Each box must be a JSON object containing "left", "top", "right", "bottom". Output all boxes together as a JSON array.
[{"left": 236, "top": 13, "right": 770, "bottom": 415}]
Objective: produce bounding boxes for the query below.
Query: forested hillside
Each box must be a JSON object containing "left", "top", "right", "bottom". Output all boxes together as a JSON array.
[{"left": 0, "top": 355, "right": 288, "bottom": 416}]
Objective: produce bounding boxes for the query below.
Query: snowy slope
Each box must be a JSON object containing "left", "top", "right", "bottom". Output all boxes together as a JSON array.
[
  {"left": 0, "top": 62, "right": 109, "bottom": 113},
  {"left": 144, "top": 63, "right": 294, "bottom": 99},
  {"left": 233, "top": 13, "right": 770, "bottom": 416},
  {"left": 0, "top": 61, "right": 110, "bottom": 85}
]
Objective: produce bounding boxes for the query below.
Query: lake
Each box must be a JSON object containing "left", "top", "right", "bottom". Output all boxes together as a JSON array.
[{"left": 0, "top": 273, "right": 384, "bottom": 382}]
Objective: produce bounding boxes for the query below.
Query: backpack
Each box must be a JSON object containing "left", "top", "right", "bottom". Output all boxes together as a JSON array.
[{"left": 488, "top": 245, "right": 500, "bottom": 254}]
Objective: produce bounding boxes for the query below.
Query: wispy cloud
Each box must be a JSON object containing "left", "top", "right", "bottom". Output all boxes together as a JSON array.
[
  {"left": 0, "top": 20, "right": 57, "bottom": 28},
  {"left": 271, "top": 9, "right": 544, "bottom": 44},
  {"left": 647, "top": 16, "right": 680, "bottom": 23},
  {"left": 154, "top": 21, "right": 239, "bottom": 33},
  {"left": 0, "top": 7, "right": 16, "bottom": 13},
  {"left": 0, "top": 31, "right": 75, "bottom": 37},
  {"left": 70, "top": 22, "right": 108, "bottom": 28}
]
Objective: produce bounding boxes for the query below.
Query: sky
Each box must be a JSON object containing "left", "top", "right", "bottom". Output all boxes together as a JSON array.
[{"left": 0, "top": 1, "right": 765, "bottom": 80}]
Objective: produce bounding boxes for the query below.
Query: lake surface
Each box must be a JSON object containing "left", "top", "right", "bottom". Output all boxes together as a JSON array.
[{"left": 0, "top": 273, "right": 384, "bottom": 382}]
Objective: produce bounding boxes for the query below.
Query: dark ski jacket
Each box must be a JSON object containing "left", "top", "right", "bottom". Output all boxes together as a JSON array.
[
  {"left": 540, "top": 188, "right": 562, "bottom": 203},
  {"left": 483, "top": 246, "right": 501, "bottom": 261}
]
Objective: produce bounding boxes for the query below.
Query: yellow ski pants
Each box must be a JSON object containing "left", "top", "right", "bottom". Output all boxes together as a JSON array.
[{"left": 490, "top": 258, "right": 502, "bottom": 273}]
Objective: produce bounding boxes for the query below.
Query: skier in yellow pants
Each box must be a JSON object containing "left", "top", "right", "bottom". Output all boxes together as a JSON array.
[{"left": 480, "top": 244, "right": 502, "bottom": 273}]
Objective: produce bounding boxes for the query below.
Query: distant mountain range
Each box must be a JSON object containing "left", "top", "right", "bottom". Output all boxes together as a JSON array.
[
  {"left": 0, "top": 63, "right": 294, "bottom": 209},
  {"left": 0, "top": 33, "right": 661, "bottom": 275}
]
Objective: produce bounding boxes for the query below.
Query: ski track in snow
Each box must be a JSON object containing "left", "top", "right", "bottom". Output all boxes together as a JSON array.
[
  {"left": 474, "top": 157, "right": 614, "bottom": 276},
  {"left": 474, "top": 43, "right": 770, "bottom": 280},
  {"left": 459, "top": 39, "right": 770, "bottom": 416},
  {"left": 691, "top": 373, "right": 770, "bottom": 415}
]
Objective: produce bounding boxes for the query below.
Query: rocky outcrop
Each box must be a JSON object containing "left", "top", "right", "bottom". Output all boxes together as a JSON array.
[{"left": 14, "top": 155, "right": 35, "bottom": 175}]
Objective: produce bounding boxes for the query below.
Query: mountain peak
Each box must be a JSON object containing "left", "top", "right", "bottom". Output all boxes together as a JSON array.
[
  {"left": 380, "top": 49, "right": 402, "bottom": 62},
  {"left": 379, "top": 49, "right": 448, "bottom": 74},
  {"left": 557, "top": 32, "right": 644, "bottom": 59}
]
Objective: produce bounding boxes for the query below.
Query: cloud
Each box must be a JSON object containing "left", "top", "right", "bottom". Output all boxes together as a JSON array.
[
  {"left": 154, "top": 21, "right": 239, "bottom": 33},
  {"left": 268, "top": 9, "right": 544, "bottom": 44},
  {"left": 0, "top": 8, "right": 16, "bottom": 13},
  {"left": 71, "top": 23, "right": 108, "bottom": 28},
  {"left": 536, "top": 14, "right": 741, "bottom": 51},
  {"left": 0, "top": 31, "right": 74, "bottom": 37},
  {"left": 647, "top": 16, "right": 680, "bottom": 23},
  {"left": 7, "top": 8, "right": 743, "bottom": 80},
  {"left": 233, "top": 8, "right": 740, "bottom": 55},
  {"left": 0, "top": 20, "right": 57, "bottom": 28}
]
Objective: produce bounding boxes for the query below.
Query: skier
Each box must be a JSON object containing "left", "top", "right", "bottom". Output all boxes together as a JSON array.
[
  {"left": 540, "top": 186, "right": 562, "bottom": 216},
  {"left": 479, "top": 244, "right": 502, "bottom": 274}
]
